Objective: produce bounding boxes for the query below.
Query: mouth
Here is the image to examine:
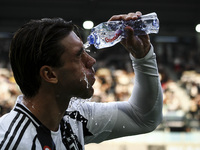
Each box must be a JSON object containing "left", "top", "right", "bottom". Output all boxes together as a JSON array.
[
  {"left": 89, "top": 71, "right": 96, "bottom": 86},
  {"left": 88, "top": 67, "right": 96, "bottom": 86}
]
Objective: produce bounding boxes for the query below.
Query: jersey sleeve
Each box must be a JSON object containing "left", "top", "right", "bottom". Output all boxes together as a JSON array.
[{"left": 78, "top": 45, "right": 163, "bottom": 144}]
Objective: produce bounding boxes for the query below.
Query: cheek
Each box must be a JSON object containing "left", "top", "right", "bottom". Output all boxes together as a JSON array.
[
  {"left": 66, "top": 70, "right": 83, "bottom": 84},
  {"left": 65, "top": 64, "right": 85, "bottom": 84},
  {"left": 58, "top": 59, "right": 87, "bottom": 88},
  {"left": 70, "top": 65, "right": 90, "bottom": 89}
]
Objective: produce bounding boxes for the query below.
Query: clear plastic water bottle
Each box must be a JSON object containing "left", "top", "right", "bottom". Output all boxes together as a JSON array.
[{"left": 84, "top": 12, "right": 159, "bottom": 49}]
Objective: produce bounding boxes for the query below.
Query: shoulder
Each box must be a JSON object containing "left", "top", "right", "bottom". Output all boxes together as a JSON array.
[
  {"left": 0, "top": 110, "right": 38, "bottom": 149},
  {"left": 0, "top": 110, "right": 18, "bottom": 131}
]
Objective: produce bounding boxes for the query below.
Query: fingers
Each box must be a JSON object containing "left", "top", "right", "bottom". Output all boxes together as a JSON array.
[
  {"left": 108, "top": 14, "right": 127, "bottom": 21},
  {"left": 126, "top": 11, "right": 142, "bottom": 20},
  {"left": 108, "top": 11, "right": 142, "bottom": 21}
]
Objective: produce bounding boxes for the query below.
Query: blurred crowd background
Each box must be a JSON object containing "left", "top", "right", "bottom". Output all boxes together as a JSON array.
[
  {"left": 1, "top": 35, "right": 200, "bottom": 133},
  {"left": 0, "top": 0, "right": 200, "bottom": 138}
]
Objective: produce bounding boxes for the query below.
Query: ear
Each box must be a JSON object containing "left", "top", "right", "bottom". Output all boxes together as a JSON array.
[{"left": 40, "top": 66, "right": 58, "bottom": 84}]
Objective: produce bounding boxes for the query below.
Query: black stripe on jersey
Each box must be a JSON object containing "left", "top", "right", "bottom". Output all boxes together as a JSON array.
[
  {"left": 13, "top": 119, "right": 31, "bottom": 149},
  {"left": 31, "top": 135, "right": 37, "bottom": 150},
  {"left": 66, "top": 111, "right": 93, "bottom": 137},
  {"left": 14, "top": 103, "right": 42, "bottom": 127},
  {"left": 5, "top": 115, "right": 26, "bottom": 149},
  {"left": 0, "top": 112, "right": 20, "bottom": 149},
  {"left": 37, "top": 125, "right": 56, "bottom": 150}
]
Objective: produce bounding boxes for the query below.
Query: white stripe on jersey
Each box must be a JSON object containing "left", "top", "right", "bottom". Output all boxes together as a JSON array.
[{"left": 0, "top": 112, "right": 31, "bottom": 149}]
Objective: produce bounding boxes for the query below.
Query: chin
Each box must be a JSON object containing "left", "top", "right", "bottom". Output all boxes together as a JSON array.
[{"left": 81, "top": 87, "right": 94, "bottom": 99}]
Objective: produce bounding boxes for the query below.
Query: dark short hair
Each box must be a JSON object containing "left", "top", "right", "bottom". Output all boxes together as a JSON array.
[{"left": 9, "top": 18, "right": 74, "bottom": 98}]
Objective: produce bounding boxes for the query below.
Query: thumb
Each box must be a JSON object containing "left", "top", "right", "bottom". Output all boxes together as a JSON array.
[
  {"left": 121, "top": 26, "right": 138, "bottom": 47},
  {"left": 124, "top": 26, "right": 134, "bottom": 40}
]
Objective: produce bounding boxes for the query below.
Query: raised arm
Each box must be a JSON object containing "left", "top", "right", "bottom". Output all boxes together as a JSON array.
[
  {"left": 105, "top": 11, "right": 163, "bottom": 139},
  {"left": 78, "top": 12, "right": 163, "bottom": 144},
  {"left": 105, "top": 45, "right": 163, "bottom": 140}
]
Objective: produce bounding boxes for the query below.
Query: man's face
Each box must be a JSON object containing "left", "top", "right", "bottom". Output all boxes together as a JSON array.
[{"left": 55, "top": 31, "right": 96, "bottom": 99}]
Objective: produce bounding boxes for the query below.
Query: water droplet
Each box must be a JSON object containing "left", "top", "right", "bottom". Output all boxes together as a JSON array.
[
  {"left": 83, "top": 41, "right": 90, "bottom": 49},
  {"left": 75, "top": 112, "right": 78, "bottom": 118},
  {"left": 68, "top": 96, "right": 92, "bottom": 110},
  {"left": 85, "top": 49, "right": 91, "bottom": 53},
  {"left": 83, "top": 72, "right": 89, "bottom": 89},
  {"left": 123, "top": 126, "right": 125, "bottom": 128},
  {"left": 95, "top": 123, "right": 98, "bottom": 125}
]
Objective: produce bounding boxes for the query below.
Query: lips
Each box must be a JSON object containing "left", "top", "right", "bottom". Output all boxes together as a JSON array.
[
  {"left": 88, "top": 68, "right": 96, "bottom": 86},
  {"left": 89, "top": 72, "right": 96, "bottom": 86}
]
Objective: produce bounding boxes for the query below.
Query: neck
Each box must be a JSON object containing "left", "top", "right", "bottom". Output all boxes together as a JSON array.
[{"left": 23, "top": 93, "right": 70, "bottom": 131}]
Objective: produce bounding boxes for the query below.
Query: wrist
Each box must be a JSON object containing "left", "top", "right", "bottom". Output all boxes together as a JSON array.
[
  {"left": 130, "top": 44, "right": 154, "bottom": 61},
  {"left": 130, "top": 44, "right": 151, "bottom": 59}
]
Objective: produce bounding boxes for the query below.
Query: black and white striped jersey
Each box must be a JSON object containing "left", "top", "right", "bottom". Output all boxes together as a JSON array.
[
  {"left": 0, "top": 95, "right": 119, "bottom": 150},
  {"left": 0, "top": 97, "right": 89, "bottom": 150},
  {"left": 0, "top": 100, "right": 65, "bottom": 150}
]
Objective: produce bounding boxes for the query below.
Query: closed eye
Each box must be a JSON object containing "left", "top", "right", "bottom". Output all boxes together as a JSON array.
[{"left": 76, "top": 47, "right": 84, "bottom": 56}]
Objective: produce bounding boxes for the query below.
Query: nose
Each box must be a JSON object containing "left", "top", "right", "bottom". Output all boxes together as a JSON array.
[
  {"left": 84, "top": 52, "right": 96, "bottom": 68},
  {"left": 87, "top": 54, "right": 96, "bottom": 68}
]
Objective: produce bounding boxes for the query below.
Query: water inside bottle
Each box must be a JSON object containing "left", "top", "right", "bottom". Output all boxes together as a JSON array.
[{"left": 83, "top": 41, "right": 90, "bottom": 49}]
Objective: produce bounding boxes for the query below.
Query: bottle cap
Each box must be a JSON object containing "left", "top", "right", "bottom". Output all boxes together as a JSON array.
[{"left": 88, "top": 34, "right": 95, "bottom": 45}]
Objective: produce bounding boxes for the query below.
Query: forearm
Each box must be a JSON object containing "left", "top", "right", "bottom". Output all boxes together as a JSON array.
[
  {"left": 129, "top": 44, "right": 162, "bottom": 114},
  {"left": 106, "top": 45, "right": 163, "bottom": 139}
]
